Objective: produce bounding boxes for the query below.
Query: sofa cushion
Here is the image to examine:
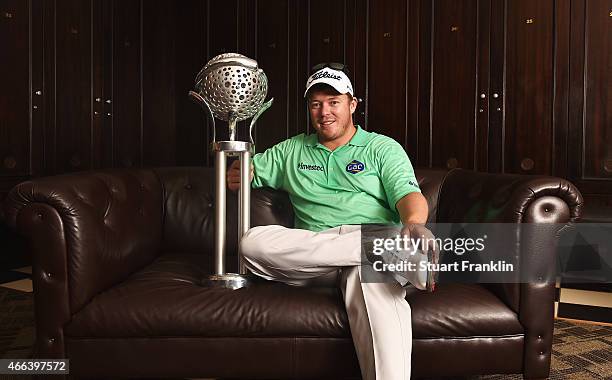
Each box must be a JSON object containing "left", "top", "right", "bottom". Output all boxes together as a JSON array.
[
  {"left": 64, "top": 254, "right": 352, "bottom": 338},
  {"left": 406, "top": 283, "right": 524, "bottom": 338},
  {"left": 66, "top": 255, "right": 523, "bottom": 341}
]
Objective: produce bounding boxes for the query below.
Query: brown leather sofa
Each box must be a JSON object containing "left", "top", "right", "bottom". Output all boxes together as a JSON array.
[{"left": 2, "top": 167, "right": 582, "bottom": 379}]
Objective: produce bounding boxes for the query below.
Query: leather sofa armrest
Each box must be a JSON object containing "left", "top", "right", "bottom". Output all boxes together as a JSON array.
[
  {"left": 2, "top": 202, "right": 71, "bottom": 358},
  {"left": 436, "top": 169, "right": 583, "bottom": 378},
  {"left": 436, "top": 169, "right": 582, "bottom": 224},
  {"left": 2, "top": 169, "right": 164, "bottom": 322}
]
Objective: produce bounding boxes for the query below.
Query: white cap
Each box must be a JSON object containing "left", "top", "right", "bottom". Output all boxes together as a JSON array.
[{"left": 304, "top": 67, "right": 354, "bottom": 97}]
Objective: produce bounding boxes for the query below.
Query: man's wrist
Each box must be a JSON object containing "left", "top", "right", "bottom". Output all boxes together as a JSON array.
[{"left": 402, "top": 221, "right": 425, "bottom": 230}]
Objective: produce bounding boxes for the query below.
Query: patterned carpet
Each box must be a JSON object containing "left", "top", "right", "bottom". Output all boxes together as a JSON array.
[
  {"left": 0, "top": 288, "right": 611, "bottom": 379},
  {"left": 468, "top": 319, "right": 612, "bottom": 380}
]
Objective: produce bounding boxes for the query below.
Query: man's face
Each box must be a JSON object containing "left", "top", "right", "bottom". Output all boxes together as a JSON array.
[{"left": 308, "top": 90, "right": 358, "bottom": 144}]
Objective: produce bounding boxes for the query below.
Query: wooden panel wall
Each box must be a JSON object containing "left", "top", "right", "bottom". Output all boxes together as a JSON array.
[
  {"left": 367, "top": 0, "right": 408, "bottom": 145},
  {"left": 582, "top": 0, "right": 612, "bottom": 180},
  {"left": 568, "top": 0, "right": 612, "bottom": 216},
  {"left": 503, "top": 0, "right": 555, "bottom": 175},
  {"left": 1, "top": 0, "right": 611, "bottom": 214},
  {"left": 430, "top": 0, "right": 478, "bottom": 171},
  {"left": 0, "top": 0, "right": 31, "bottom": 178}
]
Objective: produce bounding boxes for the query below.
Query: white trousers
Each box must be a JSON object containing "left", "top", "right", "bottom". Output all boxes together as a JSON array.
[{"left": 240, "top": 224, "right": 413, "bottom": 380}]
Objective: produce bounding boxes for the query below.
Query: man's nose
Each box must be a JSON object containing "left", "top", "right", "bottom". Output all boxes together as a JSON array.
[{"left": 321, "top": 102, "right": 331, "bottom": 115}]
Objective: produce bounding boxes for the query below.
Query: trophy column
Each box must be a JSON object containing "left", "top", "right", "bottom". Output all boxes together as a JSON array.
[
  {"left": 204, "top": 140, "right": 252, "bottom": 289},
  {"left": 214, "top": 149, "right": 227, "bottom": 275},
  {"left": 238, "top": 149, "right": 251, "bottom": 274}
]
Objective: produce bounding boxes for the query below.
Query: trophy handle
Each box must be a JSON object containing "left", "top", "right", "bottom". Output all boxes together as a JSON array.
[
  {"left": 189, "top": 90, "right": 217, "bottom": 143},
  {"left": 249, "top": 98, "right": 274, "bottom": 146}
]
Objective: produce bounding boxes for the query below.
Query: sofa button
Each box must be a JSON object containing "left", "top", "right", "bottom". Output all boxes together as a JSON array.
[
  {"left": 537, "top": 335, "right": 542, "bottom": 340},
  {"left": 185, "top": 184, "right": 192, "bottom": 190},
  {"left": 48, "top": 337, "right": 55, "bottom": 344}
]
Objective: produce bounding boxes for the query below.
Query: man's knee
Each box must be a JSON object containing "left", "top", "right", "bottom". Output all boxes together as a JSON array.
[{"left": 240, "top": 225, "right": 274, "bottom": 263}]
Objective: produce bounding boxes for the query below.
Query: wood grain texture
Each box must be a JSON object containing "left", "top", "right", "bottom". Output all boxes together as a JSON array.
[
  {"left": 552, "top": 0, "right": 570, "bottom": 178},
  {"left": 503, "top": 0, "right": 554, "bottom": 175},
  {"left": 174, "top": 0, "right": 208, "bottom": 167},
  {"left": 142, "top": 0, "right": 176, "bottom": 167},
  {"left": 367, "top": 0, "right": 408, "bottom": 145},
  {"left": 430, "top": 0, "right": 478, "bottom": 170},
  {"left": 476, "top": 0, "right": 491, "bottom": 172},
  {"left": 54, "top": 0, "right": 93, "bottom": 172},
  {"left": 112, "top": 0, "right": 142, "bottom": 169},
  {"left": 487, "top": 0, "right": 505, "bottom": 173},
  {"left": 583, "top": 0, "right": 612, "bottom": 179},
  {"left": 2, "top": 0, "right": 611, "bottom": 210},
  {"left": 256, "top": 0, "right": 289, "bottom": 152},
  {"left": 0, "top": 0, "right": 31, "bottom": 176}
]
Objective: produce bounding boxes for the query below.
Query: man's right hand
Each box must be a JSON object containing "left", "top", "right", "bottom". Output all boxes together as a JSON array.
[{"left": 227, "top": 159, "right": 254, "bottom": 191}]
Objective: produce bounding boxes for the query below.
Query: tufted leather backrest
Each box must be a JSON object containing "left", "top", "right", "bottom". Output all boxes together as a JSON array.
[
  {"left": 413, "top": 168, "right": 448, "bottom": 223},
  {"left": 155, "top": 167, "right": 219, "bottom": 255},
  {"left": 154, "top": 167, "right": 296, "bottom": 273},
  {"left": 155, "top": 167, "right": 447, "bottom": 255},
  {"left": 436, "top": 169, "right": 582, "bottom": 224},
  {"left": 154, "top": 167, "right": 446, "bottom": 272},
  {"left": 4, "top": 170, "right": 163, "bottom": 313}
]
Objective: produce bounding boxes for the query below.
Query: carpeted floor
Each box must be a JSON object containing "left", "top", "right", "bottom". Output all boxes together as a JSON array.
[
  {"left": 1, "top": 287, "right": 611, "bottom": 379},
  {"left": 468, "top": 318, "right": 612, "bottom": 380}
]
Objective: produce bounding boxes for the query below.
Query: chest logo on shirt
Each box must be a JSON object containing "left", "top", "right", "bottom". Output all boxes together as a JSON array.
[
  {"left": 297, "top": 162, "right": 324, "bottom": 172},
  {"left": 346, "top": 160, "right": 365, "bottom": 174}
]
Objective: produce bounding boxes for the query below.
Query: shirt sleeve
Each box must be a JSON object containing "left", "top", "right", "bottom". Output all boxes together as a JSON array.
[
  {"left": 376, "top": 139, "right": 421, "bottom": 212},
  {"left": 251, "top": 138, "right": 291, "bottom": 189}
]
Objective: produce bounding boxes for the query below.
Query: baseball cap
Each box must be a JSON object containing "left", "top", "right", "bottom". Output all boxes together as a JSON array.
[{"left": 304, "top": 66, "right": 354, "bottom": 97}]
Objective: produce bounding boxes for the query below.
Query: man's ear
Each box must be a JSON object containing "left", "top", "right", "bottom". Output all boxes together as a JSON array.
[{"left": 349, "top": 96, "right": 358, "bottom": 114}]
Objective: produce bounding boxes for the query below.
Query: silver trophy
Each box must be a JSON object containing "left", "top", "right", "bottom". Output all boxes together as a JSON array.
[{"left": 189, "top": 53, "right": 273, "bottom": 289}]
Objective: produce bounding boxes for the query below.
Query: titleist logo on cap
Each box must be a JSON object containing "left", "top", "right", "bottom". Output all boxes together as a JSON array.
[
  {"left": 304, "top": 66, "right": 354, "bottom": 97},
  {"left": 310, "top": 71, "right": 342, "bottom": 81}
]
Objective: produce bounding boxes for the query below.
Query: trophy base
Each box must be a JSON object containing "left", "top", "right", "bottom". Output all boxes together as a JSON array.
[{"left": 201, "top": 273, "right": 252, "bottom": 290}]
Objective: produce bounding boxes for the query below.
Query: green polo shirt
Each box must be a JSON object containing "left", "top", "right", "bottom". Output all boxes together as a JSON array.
[{"left": 252, "top": 125, "right": 421, "bottom": 231}]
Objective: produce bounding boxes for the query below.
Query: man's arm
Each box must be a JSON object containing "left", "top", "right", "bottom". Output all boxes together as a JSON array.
[
  {"left": 396, "top": 192, "right": 428, "bottom": 225},
  {"left": 227, "top": 138, "right": 292, "bottom": 191},
  {"left": 397, "top": 192, "right": 437, "bottom": 255}
]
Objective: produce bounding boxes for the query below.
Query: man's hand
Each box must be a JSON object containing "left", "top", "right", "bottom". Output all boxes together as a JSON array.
[
  {"left": 400, "top": 223, "right": 437, "bottom": 254},
  {"left": 227, "top": 159, "right": 254, "bottom": 192},
  {"left": 401, "top": 223, "right": 439, "bottom": 292}
]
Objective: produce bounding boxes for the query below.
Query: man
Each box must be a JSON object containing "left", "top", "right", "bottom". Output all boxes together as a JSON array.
[{"left": 227, "top": 63, "right": 436, "bottom": 380}]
